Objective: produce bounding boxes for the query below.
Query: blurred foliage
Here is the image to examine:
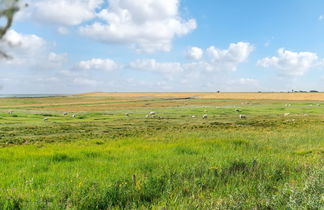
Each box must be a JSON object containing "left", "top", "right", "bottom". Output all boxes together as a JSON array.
[{"left": 0, "top": 0, "right": 20, "bottom": 58}]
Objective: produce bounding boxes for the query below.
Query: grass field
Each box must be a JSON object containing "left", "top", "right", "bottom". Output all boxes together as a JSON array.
[{"left": 0, "top": 93, "right": 323, "bottom": 209}]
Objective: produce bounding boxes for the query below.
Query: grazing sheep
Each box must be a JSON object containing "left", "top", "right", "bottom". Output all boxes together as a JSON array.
[
  {"left": 43, "top": 118, "right": 48, "bottom": 121},
  {"left": 8, "top": 111, "right": 13, "bottom": 115},
  {"left": 235, "top": 109, "right": 241, "bottom": 112},
  {"left": 202, "top": 114, "right": 208, "bottom": 119},
  {"left": 192, "top": 115, "right": 196, "bottom": 118},
  {"left": 125, "top": 113, "right": 130, "bottom": 117},
  {"left": 72, "top": 114, "right": 76, "bottom": 118},
  {"left": 239, "top": 114, "right": 246, "bottom": 119},
  {"left": 284, "top": 113, "right": 290, "bottom": 117},
  {"left": 63, "top": 112, "right": 68, "bottom": 116},
  {"left": 146, "top": 111, "right": 156, "bottom": 118}
]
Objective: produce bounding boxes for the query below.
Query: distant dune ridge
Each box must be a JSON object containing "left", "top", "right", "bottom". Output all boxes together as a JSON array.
[{"left": 77, "top": 92, "right": 324, "bottom": 101}]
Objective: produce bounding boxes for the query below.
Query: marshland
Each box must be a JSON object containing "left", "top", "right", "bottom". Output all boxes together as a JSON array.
[{"left": 0, "top": 93, "right": 323, "bottom": 209}]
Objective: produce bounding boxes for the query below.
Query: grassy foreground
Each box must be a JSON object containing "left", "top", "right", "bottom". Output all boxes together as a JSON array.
[{"left": 0, "top": 95, "right": 323, "bottom": 209}]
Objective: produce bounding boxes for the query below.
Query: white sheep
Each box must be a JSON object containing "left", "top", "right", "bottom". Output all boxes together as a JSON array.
[
  {"left": 239, "top": 114, "right": 246, "bottom": 119},
  {"left": 192, "top": 115, "right": 196, "bottom": 118},
  {"left": 202, "top": 114, "right": 208, "bottom": 119},
  {"left": 72, "top": 114, "right": 76, "bottom": 118},
  {"left": 145, "top": 111, "right": 156, "bottom": 118},
  {"left": 43, "top": 118, "right": 48, "bottom": 121},
  {"left": 284, "top": 113, "right": 290, "bottom": 117}
]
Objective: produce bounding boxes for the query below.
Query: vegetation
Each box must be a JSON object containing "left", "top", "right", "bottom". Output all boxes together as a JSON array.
[{"left": 0, "top": 95, "right": 323, "bottom": 209}]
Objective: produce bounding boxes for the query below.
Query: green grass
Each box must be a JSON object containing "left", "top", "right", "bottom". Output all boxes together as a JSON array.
[{"left": 0, "top": 97, "right": 323, "bottom": 209}]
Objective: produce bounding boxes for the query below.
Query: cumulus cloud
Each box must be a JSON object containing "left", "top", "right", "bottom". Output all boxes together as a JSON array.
[
  {"left": 77, "top": 58, "right": 121, "bottom": 72},
  {"left": 80, "top": 0, "right": 197, "bottom": 52},
  {"left": 16, "top": 0, "right": 196, "bottom": 52},
  {"left": 206, "top": 42, "right": 254, "bottom": 71},
  {"left": 129, "top": 59, "right": 183, "bottom": 73},
  {"left": 1, "top": 29, "right": 47, "bottom": 54},
  {"left": 257, "top": 48, "right": 319, "bottom": 76},
  {"left": 0, "top": 30, "right": 67, "bottom": 69},
  {"left": 18, "top": 0, "right": 103, "bottom": 26},
  {"left": 73, "top": 77, "right": 99, "bottom": 86},
  {"left": 186, "top": 47, "right": 203, "bottom": 60},
  {"left": 48, "top": 52, "right": 68, "bottom": 63},
  {"left": 128, "top": 42, "right": 253, "bottom": 74},
  {"left": 232, "top": 78, "right": 259, "bottom": 86}
]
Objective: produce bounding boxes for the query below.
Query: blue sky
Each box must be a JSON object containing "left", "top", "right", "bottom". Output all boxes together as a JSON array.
[{"left": 1, "top": 0, "right": 324, "bottom": 93}]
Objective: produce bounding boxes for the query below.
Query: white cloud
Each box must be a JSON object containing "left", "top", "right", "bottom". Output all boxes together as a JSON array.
[
  {"left": 186, "top": 47, "right": 203, "bottom": 60},
  {"left": 236, "top": 78, "right": 259, "bottom": 86},
  {"left": 129, "top": 42, "right": 254, "bottom": 74},
  {"left": 206, "top": 42, "right": 254, "bottom": 71},
  {"left": 73, "top": 77, "right": 99, "bottom": 86},
  {"left": 48, "top": 52, "right": 68, "bottom": 63},
  {"left": 18, "top": 0, "right": 103, "bottom": 26},
  {"left": 129, "top": 59, "right": 183, "bottom": 73},
  {"left": 257, "top": 48, "right": 319, "bottom": 76},
  {"left": 319, "top": 15, "right": 324, "bottom": 21},
  {"left": 0, "top": 30, "right": 67, "bottom": 70},
  {"left": 1, "top": 29, "right": 47, "bottom": 53},
  {"left": 17, "top": 0, "right": 196, "bottom": 53},
  {"left": 77, "top": 58, "right": 121, "bottom": 72},
  {"left": 80, "top": 0, "right": 197, "bottom": 53}
]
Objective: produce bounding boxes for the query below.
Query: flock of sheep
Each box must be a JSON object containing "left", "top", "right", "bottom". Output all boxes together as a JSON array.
[
  {"left": 7, "top": 102, "right": 319, "bottom": 122},
  {"left": 141, "top": 109, "right": 247, "bottom": 120}
]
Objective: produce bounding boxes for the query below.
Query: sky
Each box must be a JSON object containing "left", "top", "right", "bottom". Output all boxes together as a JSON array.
[{"left": 1, "top": 0, "right": 324, "bottom": 94}]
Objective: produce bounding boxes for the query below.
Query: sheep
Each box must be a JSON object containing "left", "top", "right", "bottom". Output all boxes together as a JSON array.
[
  {"left": 146, "top": 111, "right": 156, "bottom": 118},
  {"left": 43, "top": 118, "right": 48, "bottom": 121},
  {"left": 149, "top": 111, "right": 156, "bottom": 116},
  {"left": 284, "top": 113, "right": 290, "bottom": 117},
  {"left": 63, "top": 112, "right": 68, "bottom": 116},
  {"left": 192, "top": 115, "right": 196, "bottom": 118},
  {"left": 239, "top": 114, "right": 246, "bottom": 119},
  {"left": 235, "top": 109, "right": 241, "bottom": 112},
  {"left": 125, "top": 113, "right": 130, "bottom": 117},
  {"left": 202, "top": 114, "right": 208, "bottom": 119},
  {"left": 72, "top": 114, "right": 76, "bottom": 118},
  {"left": 8, "top": 111, "right": 13, "bottom": 115}
]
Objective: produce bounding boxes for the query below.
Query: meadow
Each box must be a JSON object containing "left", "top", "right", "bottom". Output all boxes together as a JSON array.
[{"left": 0, "top": 93, "right": 323, "bottom": 209}]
